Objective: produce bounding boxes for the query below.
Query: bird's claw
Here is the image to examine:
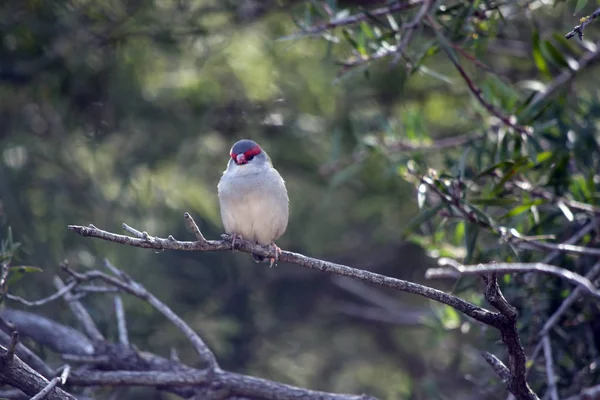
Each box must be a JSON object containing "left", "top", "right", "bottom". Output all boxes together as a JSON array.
[
  {"left": 231, "top": 233, "right": 242, "bottom": 251},
  {"left": 268, "top": 243, "right": 282, "bottom": 268}
]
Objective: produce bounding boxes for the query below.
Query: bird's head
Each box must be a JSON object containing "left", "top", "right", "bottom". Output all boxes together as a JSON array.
[{"left": 228, "top": 139, "right": 271, "bottom": 169}]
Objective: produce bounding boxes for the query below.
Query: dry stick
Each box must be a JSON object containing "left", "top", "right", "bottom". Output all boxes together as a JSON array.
[
  {"left": 68, "top": 218, "right": 502, "bottom": 329},
  {"left": 425, "top": 15, "right": 531, "bottom": 136},
  {"left": 428, "top": 258, "right": 600, "bottom": 299},
  {"left": 0, "top": 329, "right": 54, "bottom": 378},
  {"left": 6, "top": 280, "right": 77, "bottom": 307},
  {"left": 298, "top": 0, "right": 421, "bottom": 36},
  {"left": 525, "top": 44, "right": 600, "bottom": 117},
  {"left": 528, "top": 260, "right": 600, "bottom": 366},
  {"left": 542, "top": 335, "right": 559, "bottom": 400},
  {"left": 113, "top": 295, "right": 129, "bottom": 346},
  {"left": 482, "top": 274, "right": 538, "bottom": 400},
  {"left": 30, "top": 365, "right": 71, "bottom": 400},
  {"left": 53, "top": 276, "right": 104, "bottom": 342},
  {"left": 565, "top": 8, "right": 600, "bottom": 40},
  {"left": 65, "top": 260, "right": 219, "bottom": 370},
  {"left": 0, "top": 344, "right": 76, "bottom": 400},
  {"left": 5, "top": 331, "right": 19, "bottom": 362}
]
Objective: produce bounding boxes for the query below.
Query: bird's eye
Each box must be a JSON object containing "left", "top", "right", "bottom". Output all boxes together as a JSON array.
[{"left": 246, "top": 155, "right": 254, "bottom": 161}]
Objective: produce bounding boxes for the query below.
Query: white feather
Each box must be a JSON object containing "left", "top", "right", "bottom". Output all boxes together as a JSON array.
[{"left": 218, "top": 155, "right": 289, "bottom": 246}]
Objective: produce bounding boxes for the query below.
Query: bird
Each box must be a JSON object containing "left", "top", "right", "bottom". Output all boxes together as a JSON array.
[{"left": 217, "top": 139, "right": 289, "bottom": 266}]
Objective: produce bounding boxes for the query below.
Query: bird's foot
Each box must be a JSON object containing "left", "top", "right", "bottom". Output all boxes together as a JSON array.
[
  {"left": 268, "top": 243, "right": 282, "bottom": 268},
  {"left": 231, "top": 233, "right": 242, "bottom": 251}
]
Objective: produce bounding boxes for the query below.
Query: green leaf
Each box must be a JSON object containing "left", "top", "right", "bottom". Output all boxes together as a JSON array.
[
  {"left": 504, "top": 199, "right": 546, "bottom": 218},
  {"left": 469, "top": 197, "right": 520, "bottom": 206},
  {"left": 402, "top": 204, "right": 444, "bottom": 238},
  {"left": 532, "top": 29, "right": 551, "bottom": 79},
  {"left": 541, "top": 40, "right": 570, "bottom": 69},
  {"left": 464, "top": 222, "right": 478, "bottom": 263},
  {"left": 575, "top": 0, "right": 589, "bottom": 14},
  {"left": 6, "top": 266, "right": 43, "bottom": 287},
  {"left": 329, "top": 163, "right": 362, "bottom": 187}
]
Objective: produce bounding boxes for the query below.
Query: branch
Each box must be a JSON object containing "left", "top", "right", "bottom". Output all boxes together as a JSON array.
[
  {"left": 6, "top": 280, "right": 77, "bottom": 307},
  {"left": 427, "top": 258, "right": 600, "bottom": 299},
  {"left": 565, "top": 8, "right": 600, "bottom": 40},
  {"left": 4, "top": 306, "right": 377, "bottom": 400},
  {"left": 0, "top": 344, "right": 77, "bottom": 400},
  {"left": 31, "top": 365, "right": 71, "bottom": 400},
  {"left": 482, "top": 273, "right": 539, "bottom": 400},
  {"left": 66, "top": 258, "right": 219, "bottom": 370},
  {"left": 542, "top": 335, "right": 558, "bottom": 400},
  {"left": 54, "top": 274, "right": 105, "bottom": 342},
  {"left": 113, "top": 295, "right": 129, "bottom": 346},
  {"left": 0, "top": 308, "right": 94, "bottom": 356},
  {"left": 425, "top": 16, "right": 532, "bottom": 136},
  {"left": 0, "top": 328, "right": 54, "bottom": 378},
  {"left": 68, "top": 217, "right": 502, "bottom": 328},
  {"left": 292, "top": 0, "right": 421, "bottom": 36}
]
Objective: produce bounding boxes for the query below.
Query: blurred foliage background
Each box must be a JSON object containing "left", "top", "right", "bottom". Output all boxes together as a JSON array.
[{"left": 1, "top": 0, "right": 600, "bottom": 399}]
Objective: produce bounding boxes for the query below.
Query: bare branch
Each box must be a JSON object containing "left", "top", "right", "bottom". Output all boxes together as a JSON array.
[
  {"left": 540, "top": 260, "right": 600, "bottom": 336},
  {"left": 54, "top": 274, "right": 104, "bottom": 342},
  {"left": 68, "top": 369, "right": 375, "bottom": 400},
  {"left": 542, "top": 335, "right": 558, "bottom": 400},
  {"left": 30, "top": 365, "right": 71, "bottom": 400},
  {"left": 427, "top": 258, "right": 600, "bottom": 299},
  {"left": 113, "top": 295, "right": 129, "bottom": 346},
  {"left": 68, "top": 219, "right": 502, "bottom": 328},
  {"left": 0, "top": 308, "right": 94, "bottom": 356},
  {"left": 6, "top": 280, "right": 77, "bottom": 307},
  {"left": 0, "top": 329, "right": 54, "bottom": 378},
  {"left": 481, "top": 351, "right": 511, "bottom": 384},
  {"left": 0, "top": 260, "right": 10, "bottom": 292},
  {"left": 184, "top": 212, "right": 206, "bottom": 241},
  {"left": 5, "top": 330, "right": 19, "bottom": 362},
  {"left": 0, "top": 344, "right": 77, "bottom": 400},
  {"left": 482, "top": 274, "right": 538, "bottom": 400},
  {"left": 427, "top": 16, "right": 532, "bottom": 136},
  {"left": 291, "top": 0, "right": 421, "bottom": 36},
  {"left": 65, "top": 260, "right": 219, "bottom": 370},
  {"left": 566, "top": 8, "right": 600, "bottom": 40}
]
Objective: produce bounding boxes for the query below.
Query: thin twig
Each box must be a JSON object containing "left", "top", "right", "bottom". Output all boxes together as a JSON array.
[
  {"left": 5, "top": 331, "right": 19, "bottom": 362},
  {"left": 68, "top": 219, "right": 502, "bottom": 328},
  {"left": 391, "top": 0, "right": 435, "bottom": 64},
  {"left": 30, "top": 365, "right": 71, "bottom": 400},
  {"left": 6, "top": 281, "right": 77, "bottom": 307},
  {"left": 565, "top": 8, "right": 600, "bottom": 40},
  {"left": 482, "top": 274, "right": 538, "bottom": 399},
  {"left": 482, "top": 351, "right": 511, "bottom": 385},
  {"left": 428, "top": 15, "right": 531, "bottom": 136},
  {"left": 113, "top": 296, "right": 129, "bottom": 346},
  {"left": 542, "top": 335, "right": 559, "bottom": 400},
  {"left": 0, "top": 261, "right": 10, "bottom": 291},
  {"left": 428, "top": 258, "right": 600, "bottom": 299},
  {"left": 61, "top": 354, "right": 110, "bottom": 364},
  {"left": 184, "top": 212, "right": 206, "bottom": 242},
  {"left": 53, "top": 275, "right": 104, "bottom": 342},
  {"left": 295, "top": 0, "right": 421, "bottom": 36},
  {"left": 540, "top": 260, "right": 600, "bottom": 336},
  {"left": 64, "top": 261, "right": 219, "bottom": 370}
]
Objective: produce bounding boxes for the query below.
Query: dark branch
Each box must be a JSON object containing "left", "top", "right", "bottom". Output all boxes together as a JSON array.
[
  {"left": 427, "top": 258, "right": 600, "bottom": 299},
  {"left": 565, "top": 8, "right": 600, "bottom": 40},
  {"left": 68, "top": 220, "right": 502, "bottom": 328}
]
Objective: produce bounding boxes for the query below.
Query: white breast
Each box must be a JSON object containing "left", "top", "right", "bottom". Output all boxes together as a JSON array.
[{"left": 218, "top": 163, "right": 289, "bottom": 245}]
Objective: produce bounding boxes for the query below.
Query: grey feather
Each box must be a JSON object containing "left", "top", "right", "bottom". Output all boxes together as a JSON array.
[{"left": 218, "top": 145, "right": 289, "bottom": 261}]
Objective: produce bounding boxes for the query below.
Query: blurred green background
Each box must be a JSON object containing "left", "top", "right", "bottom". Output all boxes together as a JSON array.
[{"left": 1, "top": 1, "right": 599, "bottom": 399}]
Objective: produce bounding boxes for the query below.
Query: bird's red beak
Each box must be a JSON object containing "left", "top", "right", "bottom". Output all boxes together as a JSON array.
[{"left": 236, "top": 153, "right": 247, "bottom": 164}]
